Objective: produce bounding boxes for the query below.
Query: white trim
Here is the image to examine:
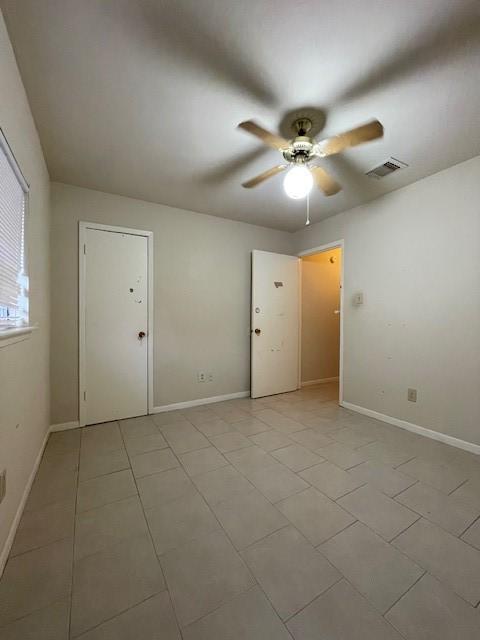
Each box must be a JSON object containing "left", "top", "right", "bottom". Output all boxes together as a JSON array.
[
  {"left": 0, "top": 325, "right": 37, "bottom": 348},
  {"left": 78, "top": 221, "right": 154, "bottom": 427},
  {"left": 152, "top": 391, "right": 250, "bottom": 413},
  {"left": 0, "top": 428, "right": 49, "bottom": 577},
  {"left": 341, "top": 401, "right": 480, "bottom": 456},
  {"left": 298, "top": 240, "right": 344, "bottom": 404},
  {"left": 50, "top": 421, "right": 80, "bottom": 432},
  {"left": 301, "top": 376, "right": 339, "bottom": 387}
]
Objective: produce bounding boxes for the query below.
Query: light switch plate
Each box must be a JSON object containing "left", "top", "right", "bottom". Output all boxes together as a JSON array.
[
  {"left": 407, "top": 388, "right": 417, "bottom": 402},
  {"left": 353, "top": 292, "right": 364, "bottom": 306}
]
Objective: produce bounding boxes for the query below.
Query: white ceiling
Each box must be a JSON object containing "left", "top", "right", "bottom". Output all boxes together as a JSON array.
[{"left": 2, "top": 0, "right": 480, "bottom": 231}]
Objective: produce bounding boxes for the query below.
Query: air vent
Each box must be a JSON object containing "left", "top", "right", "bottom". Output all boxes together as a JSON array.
[{"left": 366, "top": 157, "right": 408, "bottom": 179}]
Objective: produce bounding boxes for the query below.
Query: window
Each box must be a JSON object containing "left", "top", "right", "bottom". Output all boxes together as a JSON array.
[{"left": 0, "top": 129, "right": 29, "bottom": 333}]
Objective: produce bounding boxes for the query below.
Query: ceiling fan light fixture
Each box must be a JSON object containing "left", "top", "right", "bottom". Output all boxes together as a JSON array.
[{"left": 283, "top": 165, "right": 313, "bottom": 199}]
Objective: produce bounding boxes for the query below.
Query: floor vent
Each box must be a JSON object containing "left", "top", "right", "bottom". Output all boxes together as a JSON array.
[{"left": 366, "top": 157, "right": 408, "bottom": 179}]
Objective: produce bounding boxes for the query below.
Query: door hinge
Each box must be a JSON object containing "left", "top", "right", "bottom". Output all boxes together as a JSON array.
[
  {"left": 83, "top": 244, "right": 86, "bottom": 254},
  {"left": 83, "top": 391, "right": 86, "bottom": 401}
]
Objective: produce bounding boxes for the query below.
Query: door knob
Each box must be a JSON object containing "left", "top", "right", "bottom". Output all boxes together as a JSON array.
[
  {"left": 254, "top": 328, "right": 261, "bottom": 335},
  {"left": 138, "top": 331, "right": 146, "bottom": 339}
]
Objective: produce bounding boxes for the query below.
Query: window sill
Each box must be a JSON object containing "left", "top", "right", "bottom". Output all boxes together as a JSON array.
[{"left": 0, "top": 325, "right": 37, "bottom": 348}]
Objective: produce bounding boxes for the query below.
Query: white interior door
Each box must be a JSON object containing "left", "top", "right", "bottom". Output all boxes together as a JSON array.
[
  {"left": 81, "top": 226, "right": 149, "bottom": 425},
  {"left": 251, "top": 250, "right": 300, "bottom": 398}
]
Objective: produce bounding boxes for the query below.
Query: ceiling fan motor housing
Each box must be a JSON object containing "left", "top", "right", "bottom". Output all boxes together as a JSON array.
[{"left": 283, "top": 136, "right": 315, "bottom": 164}]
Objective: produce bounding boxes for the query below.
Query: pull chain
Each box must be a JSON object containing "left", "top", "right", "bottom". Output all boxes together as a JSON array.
[{"left": 305, "top": 191, "right": 310, "bottom": 226}]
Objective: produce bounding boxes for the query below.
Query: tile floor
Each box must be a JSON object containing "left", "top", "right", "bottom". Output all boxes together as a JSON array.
[{"left": 1, "top": 383, "right": 480, "bottom": 638}]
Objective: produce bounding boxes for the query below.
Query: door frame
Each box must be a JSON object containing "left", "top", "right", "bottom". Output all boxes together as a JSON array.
[
  {"left": 297, "top": 240, "right": 344, "bottom": 404},
  {"left": 78, "top": 221, "right": 154, "bottom": 426}
]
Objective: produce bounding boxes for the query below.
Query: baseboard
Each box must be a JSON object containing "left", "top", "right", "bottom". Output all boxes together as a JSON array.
[
  {"left": 340, "top": 401, "right": 480, "bottom": 456},
  {"left": 0, "top": 427, "right": 50, "bottom": 578},
  {"left": 50, "top": 420, "right": 80, "bottom": 432},
  {"left": 302, "top": 377, "right": 339, "bottom": 387},
  {"left": 152, "top": 390, "right": 250, "bottom": 413}
]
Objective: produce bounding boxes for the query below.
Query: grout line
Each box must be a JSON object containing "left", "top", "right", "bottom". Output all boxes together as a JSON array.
[
  {"left": 389, "top": 515, "right": 422, "bottom": 543},
  {"left": 447, "top": 477, "right": 469, "bottom": 496},
  {"left": 458, "top": 514, "right": 480, "bottom": 540},
  {"left": 390, "top": 480, "right": 419, "bottom": 500},
  {"left": 68, "top": 430, "right": 82, "bottom": 640},
  {"left": 382, "top": 570, "right": 427, "bottom": 617},
  {"left": 116, "top": 421, "right": 186, "bottom": 639},
  {"left": 282, "top": 575, "right": 344, "bottom": 624}
]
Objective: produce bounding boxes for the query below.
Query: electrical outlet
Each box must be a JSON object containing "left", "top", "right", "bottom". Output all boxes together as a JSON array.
[
  {"left": 0, "top": 469, "right": 6, "bottom": 504},
  {"left": 197, "top": 371, "right": 206, "bottom": 383},
  {"left": 207, "top": 372, "right": 213, "bottom": 383},
  {"left": 407, "top": 388, "right": 417, "bottom": 403}
]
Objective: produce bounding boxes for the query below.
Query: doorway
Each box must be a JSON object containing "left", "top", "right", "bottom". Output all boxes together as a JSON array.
[
  {"left": 79, "top": 222, "right": 153, "bottom": 426},
  {"left": 299, "top": 243, "right": 343, "bottom": 403}
]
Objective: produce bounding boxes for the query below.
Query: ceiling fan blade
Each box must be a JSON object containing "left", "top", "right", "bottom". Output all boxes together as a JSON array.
[
  {"left": 310, "top": 166, "right": 342, "bottom": 196},
  {"left": 238, "top": 121, "right": 290, "bottom": 151},
  {"left": 317, "top": 120, "right": 384, "bottom": 157},
  {"left": 242, "top": 165, "right": 287, "bottom": 188}
]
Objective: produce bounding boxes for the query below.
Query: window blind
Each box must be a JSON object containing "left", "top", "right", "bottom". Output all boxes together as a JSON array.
[{"left": 0, "top": 133, "right": 28, "bottom": 329}]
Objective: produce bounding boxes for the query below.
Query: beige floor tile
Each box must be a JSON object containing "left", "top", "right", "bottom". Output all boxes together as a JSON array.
[
  {"left": 162, "top": 423, "right": 210, "bottom": 455},
  {"left": 289, "top": 429, "right": 334, "bottom": 451},
  {"left": 450, "top": 477, "right": 480, "bottom": 509},
  {"left": 386, "top": 573, "right": 480, "bottom": 640},
  {"left": 160, "top": 529, "right": 254, "bottom": 626},
  {"left": 209, "top": 431, "right": 253, "bottom": 453},
  {"left": 81, "top": 423, "right": 123, "bottom": 455},
  {"left": 0, "top": 539, "right": 73, "bottom": 627},
  {"left": 182, "top": 587, "right": 291, "bottom": 640},
  {"left": 320, "top": 441, "right": 370, "bottom": 469},
  {"left": 242, "top": 526, "right": 340, "bottom": 620},
  {"left": 393, "top": 518, "right": 480, "bottom": 605},
  {"left": 192, "top": 465, "right": 255, "bottom": 506},
  {"left": 24, "top": 465, "right": 77, "bottom": 513},
  {"left": 320, "top": 522, "right": 423, "bottom": 613},
  {"left": 146, "top": 491, "right": 219, "bottom": 555},
  {"left": 462, "top": 517, "right": 480, "bottom": 550},
  {"left": 10, "top": 499, "right": 74, "bottom": 557},
  {"left": 118, "top": 415, "right": 159, "bottom": 439},
  {"left": 396, "top": 457, "right": 468, "bottom": 494},
  {"left": 288, "top": 579, "right": 403, "bottom": 640},
  {"left": 396, "top": 482, "right": 480, "bottom": 536},
  {"left": 79, "top": 447, "right": 130, "bottom": 481},
  {"left": 212, "top": 490, "right": 288, "bottom": 549},
  {"left": 194, "top": 417, "right": 233, "bottom": 437},
  {"left": 137, "top": 467, "right": 196, "bottom": 509},
  {"left": 130, "top": 448, "right": 179, "bottom": 478},
  {"left": 76, "top": 592, "right": 181, "bottom": 640},
  {"left": 0, "top": 599, "right": 70, "bottom": 640},
  {"left": 249, "top": 431, "right": 293, "bottom": 452},
  {"left": 180, "top": 446, "right": 228, "bottom": 476},
  {"left": 247, "top": 463, "right": 309, "bottom": 503},
  {"left": 75, "top": 496, "right": 148, "bottom": 560},
  {"left": 358, "top": 441, "right": 414, "bottom": 467},
  {"left": 124, "top": 432, "right": 168, "bottom": 457},
  {"left": 348, "top": 459, "right": 417, "bottom": 497},
  {"left": 328, "top": 427, "right": 376, "bottom": 449},
  {"left": 77, "top": 469, "right": 137, "bottom": 512},
  {"left": 233, "top": 417, "right": 271, "bottom": 436},
  {"left": 338, "top": 484, "right": 419, "bottom": 541},
  {"left": 255, "top": 409, "right": 305, "bottom": 434},
  {"left": 225, "top": 446, "right": 279, "bottom": 474},
  {"left": 300, "top": 462, "right": 365, "bottom": 500},
  {"left": 71, "top": 533, "right": 165, "bottom": 637},
  {"left": 271, "top": 444, "right": 323, "bottom": 472},
  {"left": 277, "top": 487, "right": 355, "bottom": 546}
]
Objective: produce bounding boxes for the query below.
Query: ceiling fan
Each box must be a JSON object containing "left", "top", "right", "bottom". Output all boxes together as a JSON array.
[{"left": 238, "top": 117, "right": 384, "bottom": 199}]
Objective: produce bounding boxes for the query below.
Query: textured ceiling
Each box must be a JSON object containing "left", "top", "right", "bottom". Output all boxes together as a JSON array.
[{"left": 2, "top": 0, "right": 480, "bottom": 231}]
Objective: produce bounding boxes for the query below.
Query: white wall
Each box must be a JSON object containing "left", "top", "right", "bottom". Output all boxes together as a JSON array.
[
  {"left": 50, "top": 182, "right": 293, "bottom": 424},
  {"left": 0, "top": 13, "right": 51, "bottom": 571},
  {"left": 293, "top": 155, "right": 480, "bottom": 446},
  {"left": 301, "top": 248, "right": 341, "bottom": 384}
]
